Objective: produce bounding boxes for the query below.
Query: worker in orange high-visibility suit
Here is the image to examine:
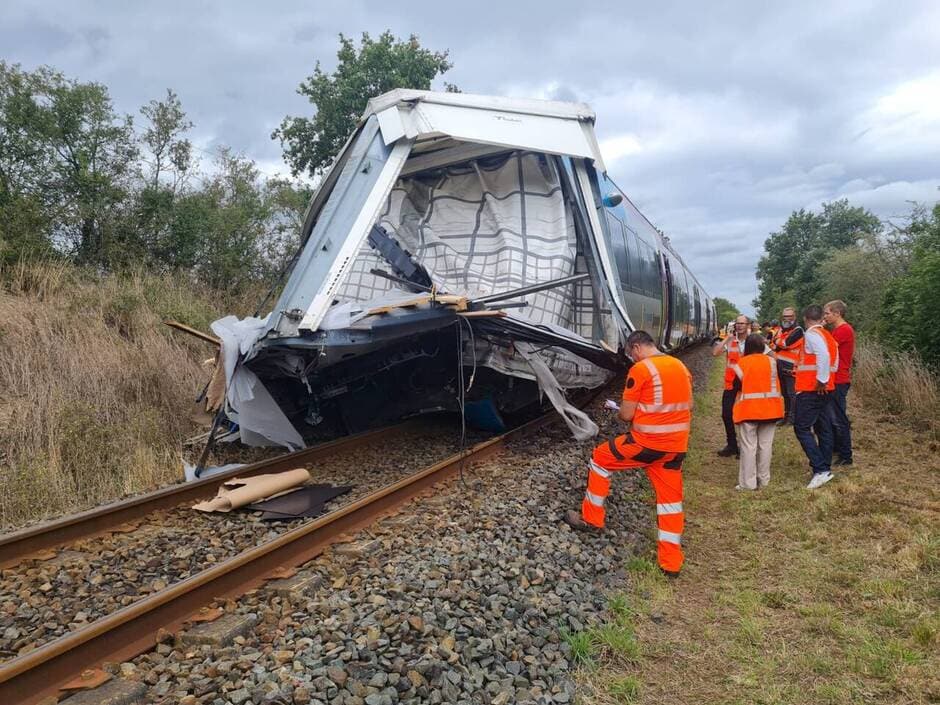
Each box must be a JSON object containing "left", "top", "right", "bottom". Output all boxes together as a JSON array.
[
  {"left": 565, "top": 329, "right": 693, "bottom": 577},
  {"left": 712, "top": 315, "right": 749, "bottom": 457},
  {"left": 770, "top": 307, "right": 803, "bottom": 425},
  {"left": 731, "top": 334, "right": 785, "bottom": 490}
]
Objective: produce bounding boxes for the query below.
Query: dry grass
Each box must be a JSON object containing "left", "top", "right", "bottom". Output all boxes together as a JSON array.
[
  {"left": 574, "top": 357, "right": 940, "bottom": 705},
  {"left": 853, "top": 339, "right": 939, "bottom": 439},
  {"left": 0, "top": 260, "right": 231, "bottom": 528}
]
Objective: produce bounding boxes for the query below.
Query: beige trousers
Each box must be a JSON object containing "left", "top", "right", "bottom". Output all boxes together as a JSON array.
[{"left": 736, "top": 421, "right": 776, "bottom": 489}]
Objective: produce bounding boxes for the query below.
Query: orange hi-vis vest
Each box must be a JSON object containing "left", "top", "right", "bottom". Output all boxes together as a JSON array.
[
  {"left": 723, "top": 336, "right": 745, "bottom": 390},
  {"left": 731, "top": 353, "right": 785, "bottom": 423},
  {"left": 772, "top": 326, "right": 803, "bottom": 365},
  {"left": 795, "top": 325, "right": 839, "bottom": 393},
  {"left": 629, "top": 355, "right": 693, "bottom": 452}
]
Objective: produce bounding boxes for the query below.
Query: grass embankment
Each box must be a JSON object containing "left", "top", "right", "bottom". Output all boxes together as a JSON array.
[
  {"left": 0, "top": 261, "right": 237, "bottom": 528},
  {"left": 572, "top": 353, "right": 939, "bottom": 704}
]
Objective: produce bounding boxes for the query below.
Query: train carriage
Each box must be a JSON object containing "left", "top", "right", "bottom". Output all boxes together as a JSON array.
[{"left": 211, "top": 90, "right": 717, "bottom": 448}]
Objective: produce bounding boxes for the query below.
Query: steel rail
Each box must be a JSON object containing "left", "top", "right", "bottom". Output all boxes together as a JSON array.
[
  {"left": 0, "top": 406, "right": 563, "bottom": 705},
  {"left": 0, "top": 422, "right": 415, "bottom": 568}
]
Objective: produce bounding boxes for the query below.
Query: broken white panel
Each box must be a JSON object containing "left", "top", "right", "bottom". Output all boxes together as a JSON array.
[
  {"left": 574, "top": 161, "right": 635, "bottom": 333},
  {"left": 515, "top": 342, "right": 599, "bottom": 441},
  {"left": 298, "top": 137, "right": 413, "bottom": 332},
  {"left": 391, "top": 99, "right": 605, "bottom": 170},
  {"left": 211, "top": 315, "right": 305, "bottom": 450}
]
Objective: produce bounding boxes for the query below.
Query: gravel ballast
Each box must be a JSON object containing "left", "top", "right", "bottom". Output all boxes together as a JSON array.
[
  {"left": 106, "top": 345, "right": 711, "bottom": 704},
  {"left": 0, "top": 423, "right": 485, "bottom": 661}
]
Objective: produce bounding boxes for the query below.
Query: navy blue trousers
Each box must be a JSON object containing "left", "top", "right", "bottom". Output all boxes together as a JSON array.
[
  {"left": 777, "top": 361, "right": 796, "bottom": 421},
  {"left": 721, "top": 389, "right": 739, "bottom": 451},
  {"left": 793, "top": 391, "right": 833, "bottom": 475},
  {"left": 829, "top": 383, "right": 853, "bottom": 462}
]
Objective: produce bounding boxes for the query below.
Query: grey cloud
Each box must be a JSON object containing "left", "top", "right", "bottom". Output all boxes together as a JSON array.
[{"left": 3, "top": 0, "right": 939, "bottom": 313}]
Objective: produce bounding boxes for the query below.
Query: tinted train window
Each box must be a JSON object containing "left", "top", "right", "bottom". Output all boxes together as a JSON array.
[{"left": 595, "top": 170, "right": 665, "bottom": 339}]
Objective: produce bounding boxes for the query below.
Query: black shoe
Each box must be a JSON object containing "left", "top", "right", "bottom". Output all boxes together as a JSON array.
[
  {"left": 717, "top": 446, "right": 738, "bottom": 457},
  {"left": 833, "top": 458, "right": 853, "bottom": 467},
  {"left": 660, "top": 568, "right": 680, "bottom": 579}
]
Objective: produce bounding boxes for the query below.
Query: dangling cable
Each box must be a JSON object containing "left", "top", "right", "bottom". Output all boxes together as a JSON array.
[
  {"left": 461, "top": 316, "right": 477, "bottom": 393},
  {"left": 454, "top": 319, "right": 469, "bottom": 487}
]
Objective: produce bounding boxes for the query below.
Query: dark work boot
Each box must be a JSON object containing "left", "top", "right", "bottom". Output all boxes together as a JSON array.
[
  {"left": 563, "top": 510, "right": 602, "bottom": 534},
  {"left": 716, "top": 446, "right": 738, "bottom": 457},
  {"left": 660, "top": 568, "right": 680, "bottom": 579}
]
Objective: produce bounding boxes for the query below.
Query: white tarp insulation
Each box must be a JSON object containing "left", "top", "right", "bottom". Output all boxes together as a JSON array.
[
  {"left": 211, "top": 315, "right": 305, "bottom": 450},
  {"left": 336, "top": 151, "right": 608, "bottom": 388},
  {"left": 338, "top": 152, "right": 594, "bottom": 335}
]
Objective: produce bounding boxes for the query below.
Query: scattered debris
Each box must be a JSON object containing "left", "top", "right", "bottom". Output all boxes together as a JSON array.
[
  {"left": 244, "top": 484, "right": 352, "bottom": 521},
  {"left": 192, "top": 468, "right": 311, "bottom": 513}
]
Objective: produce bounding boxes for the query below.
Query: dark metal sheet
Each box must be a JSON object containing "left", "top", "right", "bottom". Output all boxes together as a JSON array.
[{"left": 245, "top": 484, "right": 352, "bottom": 520}]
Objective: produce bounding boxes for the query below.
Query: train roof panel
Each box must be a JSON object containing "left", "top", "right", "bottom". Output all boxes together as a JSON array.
[{"left": 359, "top": 89, "right": 607, "bottom": 171}]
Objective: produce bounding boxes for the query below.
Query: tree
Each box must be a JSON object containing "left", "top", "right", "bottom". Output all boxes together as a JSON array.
[
  {"left": 816, "top": 237, "right": 894, "bottom": 333},
  {"left": 880, "top": 203, "right": 940, "bottom": 367},
  {"left": 0, "top": 63, "right": 140, "bottom": 265},
  {"left": 274, "top": 31, "right": 455, "bottom": 178},
  {"left": 139, "top": 89, "right": 194, "bottom": 191},
  {"left": 0, "top": 63, "right": 61, "bottom": 261},
  {"left": 713, "top": 297, "right": 740, "bottom": 326},
  {"left": 754, "top": 200, "right": 881, "bottom": 319}
]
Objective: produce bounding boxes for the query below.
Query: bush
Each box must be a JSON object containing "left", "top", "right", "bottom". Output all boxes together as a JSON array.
[
  {"left": 0, "top": 260, "right": 230, "bottom": 527},
  {"left": 852, "top": 339, "right": 939, "bottom": 438}
]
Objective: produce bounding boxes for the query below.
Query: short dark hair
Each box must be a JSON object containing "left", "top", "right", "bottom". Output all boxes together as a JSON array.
[
  {"left": 744, "top": 333, "right": 765, "bottom": 355},
  {"left": 626, "top": 330, "right": 656, "bottom": 348},
  {"left": 803, "top": 304, "right": 823, "bottom": 321}
]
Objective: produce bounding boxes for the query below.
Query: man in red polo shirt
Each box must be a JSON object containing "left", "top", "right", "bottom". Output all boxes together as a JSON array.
[{"left": 824, "top": 300, "right": 854, "bottom": 466}]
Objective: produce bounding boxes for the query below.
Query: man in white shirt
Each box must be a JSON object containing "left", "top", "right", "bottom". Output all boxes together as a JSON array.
[{"left": 793, "top": 305, "right": 836, "bottom": 489}]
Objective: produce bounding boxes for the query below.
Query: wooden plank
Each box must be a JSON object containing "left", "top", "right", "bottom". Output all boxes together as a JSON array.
[
  {"left": 366, "top": 295, "right": 431, "bottom": 315},
  {"left": 457, "top": 310, "right": 508, "bottom": 318},
  {"left": 163, "top": 320, "right": 220, "bottom": 347}
]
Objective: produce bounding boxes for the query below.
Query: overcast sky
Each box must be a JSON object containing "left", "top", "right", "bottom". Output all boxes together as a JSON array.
[{"left": 3, "top": 1, "right": 939, "bottom": 313}]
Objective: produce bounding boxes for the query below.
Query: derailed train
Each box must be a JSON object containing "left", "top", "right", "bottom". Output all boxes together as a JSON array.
[{"left": 212, "top": 90, "right": 716, "bottom": 448}]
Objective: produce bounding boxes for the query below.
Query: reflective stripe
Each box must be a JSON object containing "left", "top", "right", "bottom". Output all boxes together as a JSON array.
[
  {"left": 656, "top": 502, "right": 683, "bottom": 515},
  {"left": 642, "top": 357, "right": 663, "bottom": 404},
  {"left": 769, "top": 358, "right": 779, "bottom": 394},
  {"left": 589, "top": 461, "right": 611, "bottom": 479},
  {"left": 633, "top": 422, "right": 691, "bottom": 433},
  {"left": 738, "top": 391, "right": 783, "bottom": 400},
  {"left": 725, "top": 339, "right": 741, "bottom": 367},
  {"left": 637, "top": 401, "right": 692, "bottom": 413},
  {"left": 658, "top": 529, "right": 682, "bottom": 545},
  {"left": 796, "top": 364, "right": 817, "bottom": 371},
  {"left": 585, "top": 490, "right": 605, "bottom": 507}
]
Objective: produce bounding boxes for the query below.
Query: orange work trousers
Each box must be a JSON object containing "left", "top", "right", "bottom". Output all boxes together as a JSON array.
[{"left": 581, "top": 432, "right": 685, "bottom": 573}]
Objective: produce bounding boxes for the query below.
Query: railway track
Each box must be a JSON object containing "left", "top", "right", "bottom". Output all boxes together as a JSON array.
[
  {"left": 0, "top": 405, "right": 570, "bottom": 705},
  {"left": 0, "top": 423, "right": 414, "bottom": 569}
]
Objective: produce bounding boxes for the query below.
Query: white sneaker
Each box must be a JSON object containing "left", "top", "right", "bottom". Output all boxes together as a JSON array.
[{"left": 806, "top": 471, "right": 834, "bottom": 489}]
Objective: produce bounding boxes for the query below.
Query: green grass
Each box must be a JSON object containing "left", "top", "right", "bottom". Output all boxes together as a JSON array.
[
  {"left": 562, "top": 627, "right": 596, "bottom": 669},
  {"left": 607, "top": 675, "right": 640, "bottom": 703},
  {"left": 573, "top": 353, "right": 939, "bottom": 704}
]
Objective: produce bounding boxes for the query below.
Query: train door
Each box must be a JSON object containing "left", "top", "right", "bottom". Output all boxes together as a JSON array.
[{"left": 661, "top": 253, "right": 674, "bottom": 348}]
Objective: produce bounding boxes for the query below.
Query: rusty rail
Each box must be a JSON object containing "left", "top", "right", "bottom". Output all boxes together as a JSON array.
[
  {"left": 0, "top": 406, "right": 566, "bottom": 705},
  {"left": 0, "top": 423, "right": 414, "bottom": 568}
]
